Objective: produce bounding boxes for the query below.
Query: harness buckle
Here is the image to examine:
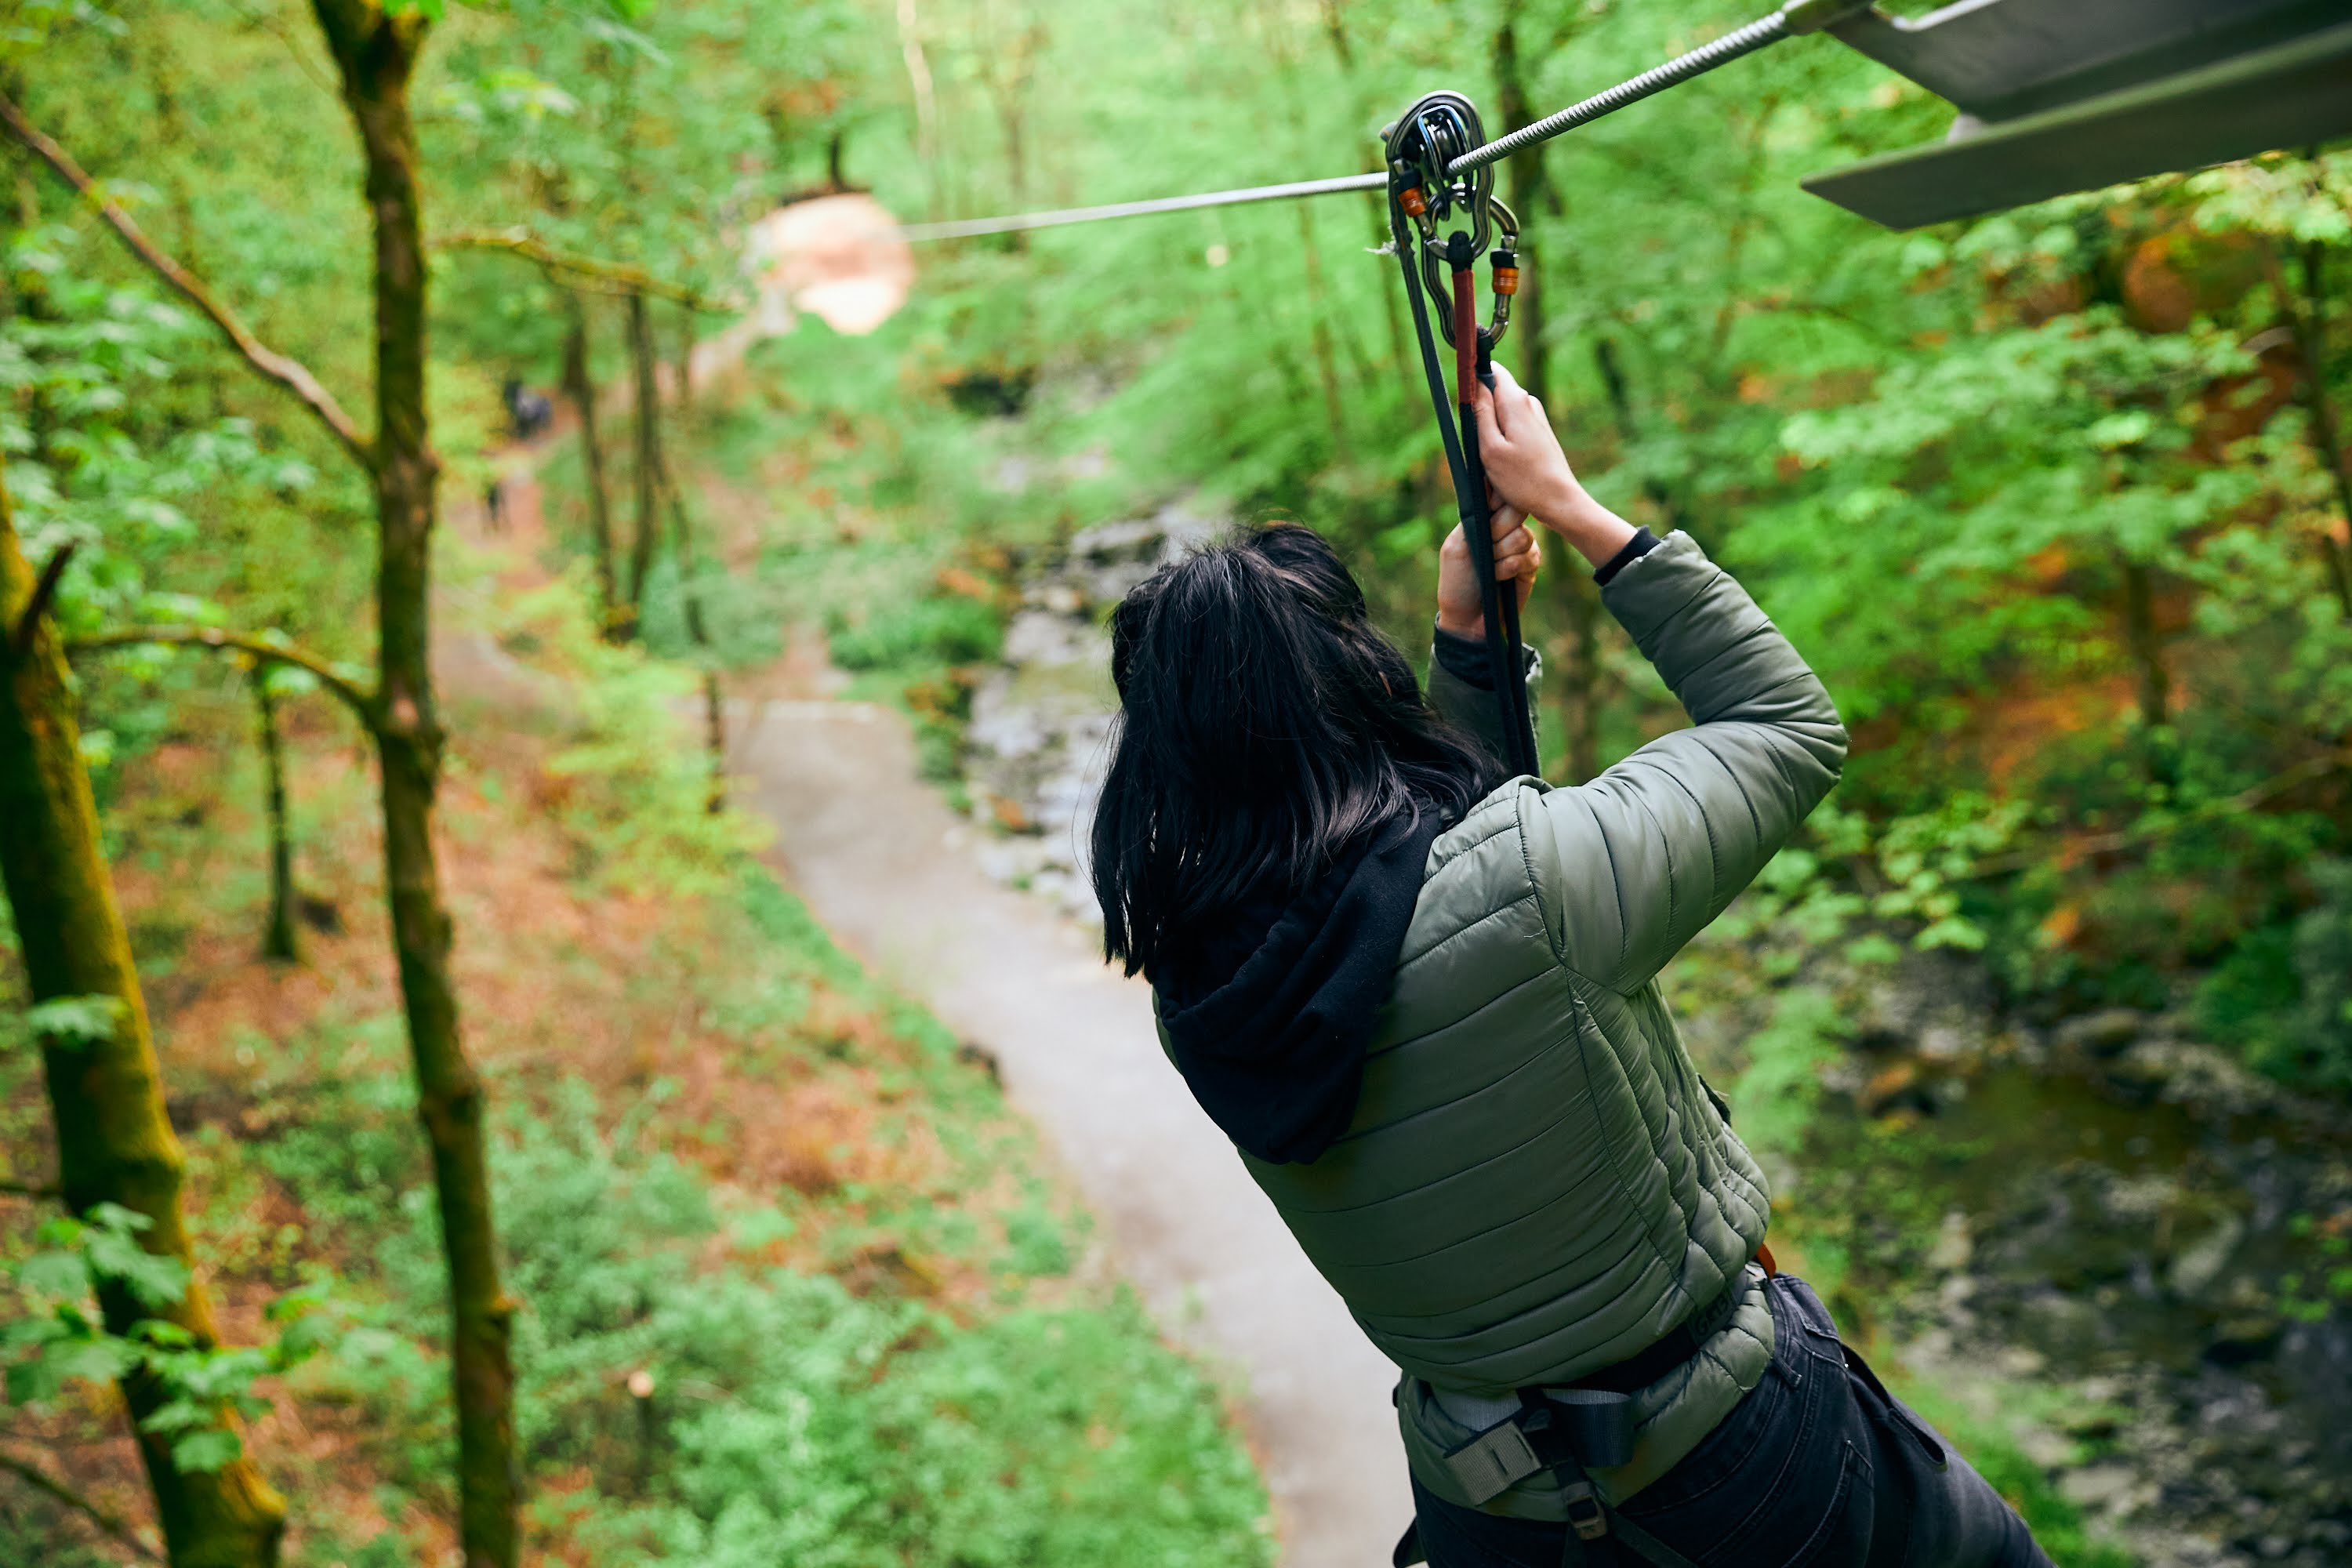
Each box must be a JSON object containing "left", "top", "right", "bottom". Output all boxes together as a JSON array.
[{"left": 1561, "top": 1479, "right": 1610, "bottom": 1542}]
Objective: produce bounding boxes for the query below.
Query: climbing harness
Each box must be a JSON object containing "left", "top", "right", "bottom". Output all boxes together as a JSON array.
[
  {"left": 1392, "top": 1261, "right": 1774, "bottom": 1567},
  {"left": 1382, "top": 93, "right": 1539, "bottom": 779}
]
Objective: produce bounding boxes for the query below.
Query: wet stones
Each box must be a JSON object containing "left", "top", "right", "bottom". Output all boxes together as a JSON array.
[
  {"left": 2054, "top": 1006, "right": 2152, "bottom": 1058},
  {"left": 961, "top": 498, "right": 1226, "bottom": 925}
]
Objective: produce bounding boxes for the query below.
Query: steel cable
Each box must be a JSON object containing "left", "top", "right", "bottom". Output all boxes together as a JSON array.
[
  {"left": 897, "top": 172, "right": 1386, "bottom": 241},
  {"left": 1447, "top": 10, "right": 1794, "bottom": 176}
]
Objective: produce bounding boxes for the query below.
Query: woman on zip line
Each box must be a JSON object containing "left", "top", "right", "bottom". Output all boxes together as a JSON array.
[{"left": 1090, "top": 364, "right": 2052, "bottom": 1568}]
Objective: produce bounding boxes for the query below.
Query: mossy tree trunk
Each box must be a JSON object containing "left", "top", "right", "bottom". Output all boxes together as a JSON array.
[
  {"left": 0, "top": 474, "right": 287, "bottom": 1568},
  {"left": 309, "top": 6, "right": 520, "bottom": 1566}
]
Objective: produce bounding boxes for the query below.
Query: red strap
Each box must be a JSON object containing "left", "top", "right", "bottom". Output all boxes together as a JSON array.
[{"left": 1755, "top": 1241, "right": 1780, "bottom": 1279}]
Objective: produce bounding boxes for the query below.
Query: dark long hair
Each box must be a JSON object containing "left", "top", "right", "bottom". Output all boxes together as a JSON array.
[{"left": 1091, "top": 522, "right": 1501, "bottom": 979}]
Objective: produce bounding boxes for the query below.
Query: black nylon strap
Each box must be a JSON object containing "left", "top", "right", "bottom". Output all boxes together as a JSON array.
[{"left": 1388, "top": 197, "right": 1540, "bottom": 779}]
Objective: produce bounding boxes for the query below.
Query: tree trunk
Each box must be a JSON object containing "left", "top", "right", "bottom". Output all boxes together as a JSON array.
[
  {"left": 1592, "top": 335, "right": 1693, "bottom": 536},
  {"left": 1319, "top": 0, "right": 1353, "bottom": 67},
  {"left": 660, "top": 461, "right": 725, "bottom": 813},
  {"left": 895, "top": 0, "right": 942, "bottom": 219},
  {"left": 1, "top": 472, "right": 287, "bottom": 1568},
  {"left": 308, "top": 9, "right": 519, "bottom": 1568},
  {"left": 1493, "top": 4, "right": 1551, "bottom": 410},
  {"left": 252, "top": 669, "right": 299, "bottom": 964},
  {"left": 2122, "top": 557, "right": 2171, "bottom": 731},
  {"left": 557, "top": 293, "right": 620, "bottom": 638},
  {"left": 672, "top": 299, "right": 695, "bottom": 419},
  {"left": 624, "top": 288, "right": 661, "bottom": 631},
  {"left": 1367, "top": 191, "right": 1407, "bottom": 372},
  {"left": 2265, "top": 234, "right": 2352, "bottom": 617},
  {"left": 1293, "top": 204, "right": 1349, "bottom": 459}
]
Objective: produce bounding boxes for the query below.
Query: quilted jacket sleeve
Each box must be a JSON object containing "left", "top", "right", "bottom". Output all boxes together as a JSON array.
[
  {"left": 1425, "top": 641, "right": 1541, "bottom": 773},
  {"left": 1525, "top": 530, "right": 1846, "bottom": 994}
]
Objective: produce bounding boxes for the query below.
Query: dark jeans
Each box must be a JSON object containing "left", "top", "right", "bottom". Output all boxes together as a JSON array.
[{"left": 1409, "top": 1276, "right": 2053, "bottom": 1568}]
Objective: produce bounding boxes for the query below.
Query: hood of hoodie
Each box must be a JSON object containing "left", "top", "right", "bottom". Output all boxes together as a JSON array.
[{"left": 1152, "top": 803, "right": 1450, "bottom": 1165}]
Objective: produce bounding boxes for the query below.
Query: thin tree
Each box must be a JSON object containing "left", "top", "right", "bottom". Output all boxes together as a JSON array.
[
  {"left": 2, "top": 4, "right": 525, "bottom": 1558},
  {"left": 624, "top": 286, "right": 661, "bottom": 632},
  {"left": 250, "top": 664, "right": 300, "bottom": 964},
  {"left": 303, "top": 8, "right": 519, "bottom": 1561},
  {"left": 2259, "top": 224, "right": 2352, "bottom": 619},
  {"left": 2, "top": 474, "right": 288, "bottom": 1568},
  {"left": 559, "top": 289, "right": 622, "bottom": 634}
]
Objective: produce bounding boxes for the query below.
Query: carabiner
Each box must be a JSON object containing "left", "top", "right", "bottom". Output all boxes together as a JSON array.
[{"left": 1384, "top": 93, "right": 1520, "bottom": 354}]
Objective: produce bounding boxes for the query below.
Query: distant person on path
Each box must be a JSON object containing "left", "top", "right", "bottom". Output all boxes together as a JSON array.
[
  {"left": 503, "top": 376, "right": 554, "bottom": 441},
  {"left": 1090, "top": 365, "right": 2051, "bottom": 1568}
]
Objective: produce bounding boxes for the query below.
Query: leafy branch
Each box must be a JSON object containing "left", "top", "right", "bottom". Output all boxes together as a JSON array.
[
  {"left": 0, "top": 94, "right": 373, "bottom": 471},
  {"left": 434, "top": 228, "right": 734, "bottom": 312},
  {"left": 69, "top": 626, "right": 378, "bottom": 728}
]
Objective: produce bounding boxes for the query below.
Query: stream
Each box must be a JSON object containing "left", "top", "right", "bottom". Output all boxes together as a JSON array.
[{"left": 949, "top": 510, "right": 2352, "bottom": 1568}]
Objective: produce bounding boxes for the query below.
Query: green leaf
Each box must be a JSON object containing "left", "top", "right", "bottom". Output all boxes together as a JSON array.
[
  {"left": 16, "top": 1249, "right": 92, "bottom": 1299},
  {"left": 24, "top": 1334, "right": 140, "bottom": 1400},
  {"left": 24, "top": 994, "right": 126, "bottom": 1047},
  {"left": 1914, "top": 916, "right": 1988, "bottom": 953},
  {"left": 83, "top": 1224, "right": 190, "bottom": 1308},
  {"left": 168, "top": 1428, "right": 242, "bottom": 1474},
  {"left": 138, "top": 1395, "right": 212, "bottom": 1435}
]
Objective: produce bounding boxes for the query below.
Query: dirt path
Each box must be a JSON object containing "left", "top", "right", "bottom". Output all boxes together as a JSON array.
[{"left": 727, "top": 690, "right": 1410, "bottom": 1568}]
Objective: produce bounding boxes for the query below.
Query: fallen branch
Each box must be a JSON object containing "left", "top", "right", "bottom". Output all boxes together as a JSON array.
[
  {"left": 70, "top": 626, "right": 378, "bottom": 727},
  {"left": 0, "top": 95, "right": 372, "bottom": 472},
  {"left": 434, "top": 229, "right": 733, "bottom": 313},
  {"left": 0, "top": 1451, "right": 164, "bottom": 1563},
  {"left": 1966, "top": 750, "right": 2351, "bottom": 880}
]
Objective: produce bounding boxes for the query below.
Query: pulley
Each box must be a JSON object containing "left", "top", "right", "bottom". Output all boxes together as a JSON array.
[{"left": 1382, "top": 93, "right": 1520, "bottom": 356}]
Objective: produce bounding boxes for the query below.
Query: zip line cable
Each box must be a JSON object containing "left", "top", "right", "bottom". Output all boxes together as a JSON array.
[
  {"left": 1446, "top": 4, "right": 1806, "bottom": 176},
  {"left": 898, "top": 172, "right": 1386, "bottom": 241},
  {"left": 893, "top": 0, "right": 1859, "bottom": 244}
]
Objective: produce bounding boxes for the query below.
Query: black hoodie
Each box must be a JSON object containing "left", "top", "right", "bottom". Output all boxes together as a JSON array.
[{"left": 1151, "top": 803, "right": 1449, "bottom": 1165}]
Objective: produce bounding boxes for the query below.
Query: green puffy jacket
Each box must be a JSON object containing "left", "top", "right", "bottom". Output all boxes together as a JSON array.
[{"left": 1201, "top": 531, "right": 1846, "bottom": 1519}]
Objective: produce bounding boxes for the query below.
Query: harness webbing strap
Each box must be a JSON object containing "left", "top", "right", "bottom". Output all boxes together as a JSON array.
[{"left": 1390, "top": 197, "right": 1539, "bottom": 779}]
